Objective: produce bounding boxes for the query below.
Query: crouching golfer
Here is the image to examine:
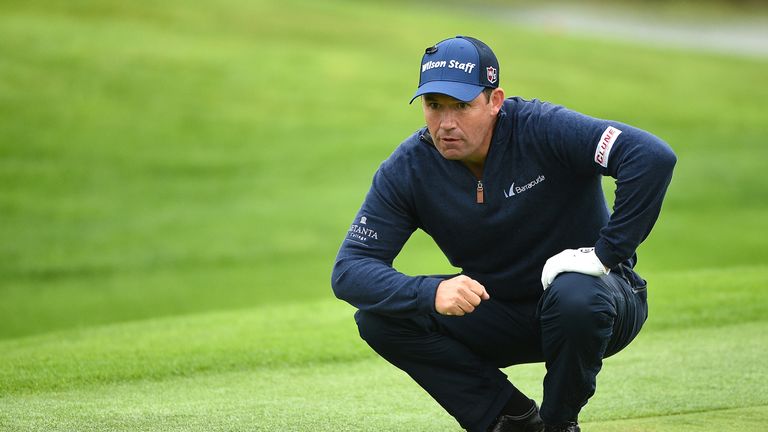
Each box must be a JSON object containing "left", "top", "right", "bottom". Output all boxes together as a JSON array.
[{"left": 331, "top": 35, "right": 675, "bottom": 432}]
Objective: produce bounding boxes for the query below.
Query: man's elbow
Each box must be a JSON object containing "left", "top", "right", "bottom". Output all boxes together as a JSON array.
[
  {"left": 660, "top": 145, "right": 677, "bottom": 170},
  {"left": 650, "top": 139, "right": 677, "bottom": 176},
  {"left": 330, "top": 259, "right": 351, "bottom": 301}
]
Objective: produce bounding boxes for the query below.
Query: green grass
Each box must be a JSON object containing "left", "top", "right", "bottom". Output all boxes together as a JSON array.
[
  {"left": 1, "top": 298, "right": 766, "bottom": 430},
  {"left": 1, "top": 0, "right": 767, "bottom": 430}
]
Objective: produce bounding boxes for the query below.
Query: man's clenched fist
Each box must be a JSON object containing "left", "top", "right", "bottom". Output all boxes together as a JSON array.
[{"left": 435, "top": 275, "right": 490, "bottom": 316}]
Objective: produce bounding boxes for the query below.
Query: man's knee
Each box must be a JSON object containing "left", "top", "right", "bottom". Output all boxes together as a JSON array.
[
  {"left": 354, "top": 310, "right": 388, "bottom": 347},
  {"left": 540, "top": 272, "right": 616, "bottom": 330},
  {"left": 354, "top": 310, "right": 428, "bottom": 353}
]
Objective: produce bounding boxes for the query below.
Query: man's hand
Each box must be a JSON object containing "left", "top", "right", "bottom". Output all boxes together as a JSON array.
[
  {"left": 435, "top": 275, "right": 490, "bottom": 316},
  {"left": 541, "top": 247, "right": 609, "bottom": 290}
]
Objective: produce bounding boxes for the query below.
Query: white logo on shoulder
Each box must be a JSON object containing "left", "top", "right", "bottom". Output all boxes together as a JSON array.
[
  {"left": 346, "top": 215, "right": 379, "bottom": 246},
  {"left": 594, "top": 126, "right": 622, "bottom": 168},
  {"left": 504, "top": 175, "right": 545, "bottom": 198}
]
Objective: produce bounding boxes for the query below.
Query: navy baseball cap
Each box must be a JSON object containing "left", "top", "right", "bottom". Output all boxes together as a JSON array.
[{"left": 410, "top": 35, "right": 499, "bottom": 104}]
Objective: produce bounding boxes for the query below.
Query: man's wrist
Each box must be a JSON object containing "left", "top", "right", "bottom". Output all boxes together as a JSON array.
[
  {"left": 419, "top": 277, "right": 443, "bottom": 314},
  {"left": 593, "top": 241, "right": 621, "bottom": 271}
]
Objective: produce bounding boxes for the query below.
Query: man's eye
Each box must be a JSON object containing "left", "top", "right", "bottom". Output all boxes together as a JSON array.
[
  {"left": 428, "top": 103, "right": 440, "bottom": 109},
  {"left": 457, "top": 103, "right": 469, "bottom": 109}
]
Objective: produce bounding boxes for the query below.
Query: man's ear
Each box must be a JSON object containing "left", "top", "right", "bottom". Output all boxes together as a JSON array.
[{"left": 490, "top": 88, "right": 505, "bottom": 115}]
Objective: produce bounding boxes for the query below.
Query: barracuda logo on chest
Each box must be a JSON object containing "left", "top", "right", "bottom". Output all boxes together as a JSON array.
[{"left": 504, "top": 175, "right": 546, "bottom": 198}]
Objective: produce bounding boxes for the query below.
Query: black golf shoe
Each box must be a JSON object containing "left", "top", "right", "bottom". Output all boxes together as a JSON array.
[
  {"left": 543, "top": 421, "right": 580, "bottom": 432},
  {"left": 488, "top": 402, "right": 544, "bottom": 432}
]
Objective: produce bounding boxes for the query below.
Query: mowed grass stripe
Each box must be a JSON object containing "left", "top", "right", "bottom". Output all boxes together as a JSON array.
[
  {"left": 0, "top": 300, "right": 370, "bottom": 394},
  {"left": 643, "top": 264, "right": 768, "bottom": 330},
  {"left": 582, "top": 405, "right": 768, "bottom": 432},
  {"left": 0, "top": 359, "right": 457, "bottom": 432},
  {"left": 1, "top": 318, "right": 766, "bottom": 431},
  {"left": 1, "top": 268, "right": 767, "bottom": 400}
]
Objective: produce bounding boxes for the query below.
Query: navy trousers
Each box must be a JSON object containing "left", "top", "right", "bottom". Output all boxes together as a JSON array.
[{"left": 355, "top": 267, "right": 648, "bottom": 432}]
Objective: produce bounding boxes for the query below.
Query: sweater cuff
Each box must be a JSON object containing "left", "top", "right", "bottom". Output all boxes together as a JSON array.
[
  {"left": 417, "top": 277, "right": 443, "bottom": 314},
  {"left": 594, "top": 239, "right": 623, "bottom": 270}
]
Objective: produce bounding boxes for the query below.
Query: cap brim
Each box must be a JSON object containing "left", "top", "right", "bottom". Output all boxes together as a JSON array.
[{"left": 409, "top": 81, "right": 485, "bottom": 104}]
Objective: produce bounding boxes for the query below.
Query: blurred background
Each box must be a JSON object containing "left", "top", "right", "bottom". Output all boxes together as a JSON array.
[
  {"left": 1, "top": 0, "right": 767, "bottom": 429},
  {"left": 2, "top": 0, "right": 766, "bottom": 337}
]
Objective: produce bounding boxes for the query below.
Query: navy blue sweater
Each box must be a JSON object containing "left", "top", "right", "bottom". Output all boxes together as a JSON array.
[{"left": 332, "top": 97, "right": 676, "bottom": 317}]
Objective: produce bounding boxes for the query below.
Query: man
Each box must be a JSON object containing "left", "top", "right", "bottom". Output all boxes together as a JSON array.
[{"left": 331, "top": 35, "right": 676, "bottom": 432}]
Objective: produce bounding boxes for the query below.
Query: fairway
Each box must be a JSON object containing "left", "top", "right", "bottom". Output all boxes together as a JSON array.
[{"left": 1, "top": 0, "right": 767, "bottom": 431}]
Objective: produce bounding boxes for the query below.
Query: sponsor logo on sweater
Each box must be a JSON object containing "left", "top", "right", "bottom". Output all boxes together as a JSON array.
[
  {"left": 594, "top": 126, "right": 622, "bottom": 168},
  {"left": 347, "top": 215, "right": 379, "bottom": 245},
  {"left": 504, "top": 175, "right": 546, "bottom": 198}
]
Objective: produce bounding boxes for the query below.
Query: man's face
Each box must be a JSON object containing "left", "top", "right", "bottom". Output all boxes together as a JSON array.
[{"left": 422, "top": 90, "right": 501, "bottom": 165}]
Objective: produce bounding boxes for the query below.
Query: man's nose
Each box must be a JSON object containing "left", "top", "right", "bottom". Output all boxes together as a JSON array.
[{"left": 440, "top": 110, "right": 457, "bottom": 129}]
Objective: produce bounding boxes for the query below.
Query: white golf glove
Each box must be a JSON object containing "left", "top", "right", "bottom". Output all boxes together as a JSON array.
[{"left": 541, "top": 247, "right": 609, "bottom": 290}]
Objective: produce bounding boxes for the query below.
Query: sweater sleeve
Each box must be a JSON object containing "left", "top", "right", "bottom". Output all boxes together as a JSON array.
[
  {"left": 331, "top": 162, "right": 443, "bottom": 317},
  {"left": 539, "top": 103, "right": 677, "bottom": 268}
]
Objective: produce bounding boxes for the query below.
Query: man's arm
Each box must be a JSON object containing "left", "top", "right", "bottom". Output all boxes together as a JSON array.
[
  {"left": 542, "top": 104, "right": 677, "bottom": 270},
  {"left": 331, "top": 165, "right": 445, "bottom": 317},
  {"left": 591, "top": 123, "right": 677, "bottom": 268}
]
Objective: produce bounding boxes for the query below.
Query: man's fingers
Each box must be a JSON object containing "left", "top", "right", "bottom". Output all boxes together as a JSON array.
[
  {"left": 464, "top": 278, "right": 487, "bottom": 297},
  {"left": 436, "top": 275, "right": 490, "bottom": 316},
  {"left": 470, "top": 281, "right": 490, "bottom": 301},
  {"left": 456, "top": 277, "right": 487, "bottom": 311},
  {"left": 462, "top": 289, "right": 482, "bottom": 307},
  {"left": 456, "top": 298, "right": 475, "bottom": 314}
]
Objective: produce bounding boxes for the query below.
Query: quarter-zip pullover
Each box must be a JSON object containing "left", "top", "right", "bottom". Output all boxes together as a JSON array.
[{"left": 332, "top": 97, "right": 676, "bottom": 317}]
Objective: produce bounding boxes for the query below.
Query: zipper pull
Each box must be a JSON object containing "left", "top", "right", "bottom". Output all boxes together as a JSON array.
[{"left": 476, "top": 180, "right": 484, "bottom": 204}]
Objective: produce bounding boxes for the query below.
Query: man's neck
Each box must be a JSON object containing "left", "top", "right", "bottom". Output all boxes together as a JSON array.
[
  {"left": 463, "top": 160, "right": 484, "bottom": 179},
  {"left": 462, "top": 118, "right": 497, "bottom": 179}
]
